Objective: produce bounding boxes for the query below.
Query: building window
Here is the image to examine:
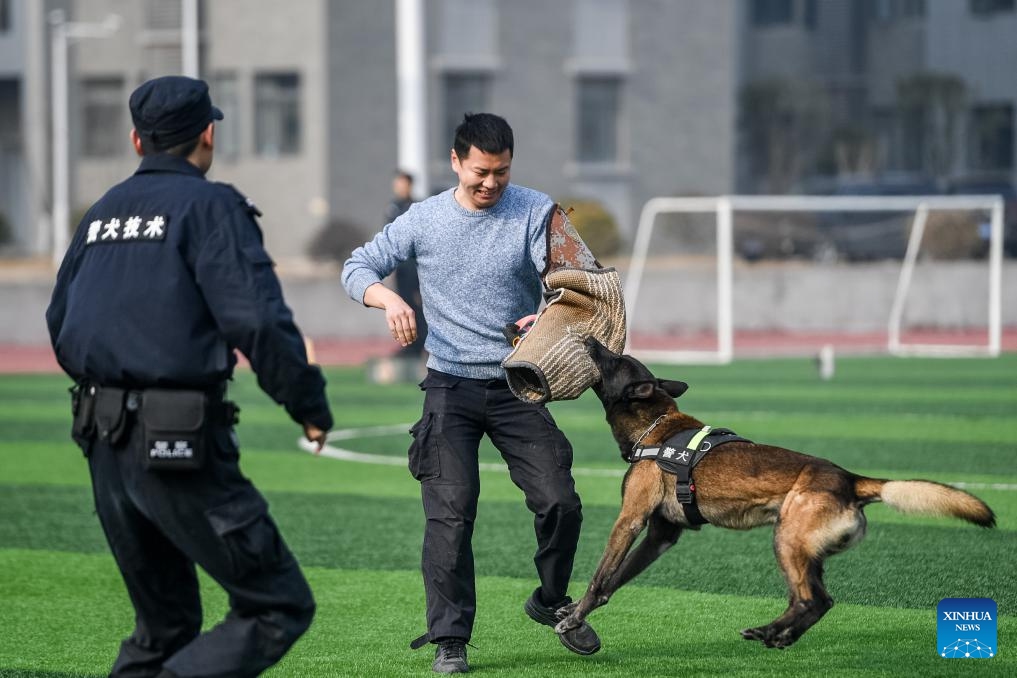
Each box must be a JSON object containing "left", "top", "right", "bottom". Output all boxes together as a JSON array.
[
  {"left": 254, "top": 73, "right": 301, "bottom": 156},
  {"left": 969, "top": 104, "right": 1014, "bottom": 171},
  {"left": 442, "top": 73, "right": 490, "bottom": 156},
  {"left": 576, "top": 77, "right": 621, "bottom": 164},
  {"left": 901, "top": 0, "right": 927, "bottom": 16},
  {"left": 435, "top": 0, "right": 497, "bottom": 160},
  {"left": 751, "top": 0, "right": 793, "bottom": 26},
  {"left": 209, "top": 73, "right": 239, "bottom": 160},
  {"left": 872, "top": 108, "right": 899, "bottom": 169},
  {"left": 900, "top": 106, "right": 926, "bottom": 172},
  {"left": 0, "top": 0, "right": 11, "bottom": 33},
  {"left": 82, "top": 78, "right": 124, "bottom": 158},
  {"left": 874, "top": 0, "right": 926, "bottom": 21},
  {"left": 804, "top": 0, "right": 818, "bottom": 29},
  {"left": 970, "top": 0, "right": 1015, "bottom": 16}
]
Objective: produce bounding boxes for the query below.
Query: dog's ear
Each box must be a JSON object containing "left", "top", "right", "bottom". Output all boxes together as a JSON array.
[
  {"left": 658, "top": 379, "right": 689, "bottom": 398},
  {"left": 628, "top": 382, "right": 657, "bottom": 400}
]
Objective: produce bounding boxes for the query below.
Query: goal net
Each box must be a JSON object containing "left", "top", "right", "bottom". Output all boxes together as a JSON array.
[{"left": 624, "top": 195, "right": 1005, "bottom": 364}]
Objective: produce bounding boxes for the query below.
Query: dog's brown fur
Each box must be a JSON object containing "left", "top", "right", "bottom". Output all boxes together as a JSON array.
[{"left": 555, "top": 338, "right": 996, "bottom": 650}]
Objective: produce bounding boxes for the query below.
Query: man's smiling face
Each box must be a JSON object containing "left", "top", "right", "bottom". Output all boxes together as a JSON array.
[{"left": 451, "top": 145, "right": 512, "bottom": 211}]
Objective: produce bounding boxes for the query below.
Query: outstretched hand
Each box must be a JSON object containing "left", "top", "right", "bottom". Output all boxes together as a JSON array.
[{"left": 303, "top": 423, "right": 328, "bottom": 454}]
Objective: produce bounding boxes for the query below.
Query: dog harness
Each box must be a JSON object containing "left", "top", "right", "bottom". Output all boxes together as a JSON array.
[{"left": 628, "top": 425, "right": 750, "bottom": 526}]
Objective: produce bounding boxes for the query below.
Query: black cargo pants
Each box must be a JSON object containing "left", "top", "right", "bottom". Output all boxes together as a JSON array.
[
  {"left": 85, "top": 419, "right": 315, "bottom": 678},
  {"left": 409, "top": 370, "right": 583, "bottom": 642}
]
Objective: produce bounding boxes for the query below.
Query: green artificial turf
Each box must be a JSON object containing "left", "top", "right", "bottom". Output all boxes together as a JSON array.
[{"left": 1, "top": 355, "right": 1014, "bottom": 676}]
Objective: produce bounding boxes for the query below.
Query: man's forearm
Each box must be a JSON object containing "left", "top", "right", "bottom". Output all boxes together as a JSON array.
[{"left": 362, "top": 281, "right": 401, "bottom": 309}]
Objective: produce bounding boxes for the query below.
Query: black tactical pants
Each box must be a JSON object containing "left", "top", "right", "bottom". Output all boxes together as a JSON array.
[
  {"left": 409, "top": 370, "right": 583, "bottom": 642},
  {"left": 86, "top": 421, "right": 314, "bottom": 678}
]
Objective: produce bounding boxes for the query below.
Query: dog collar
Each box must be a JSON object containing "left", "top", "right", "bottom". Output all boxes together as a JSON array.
[{"left": 629, "top": 414, "right": 668, "bottom": 458}]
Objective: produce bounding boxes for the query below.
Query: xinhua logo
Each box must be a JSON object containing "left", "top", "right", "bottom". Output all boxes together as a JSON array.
[{"left": 937, "top": 598, "right": 996, "bottom": 658}]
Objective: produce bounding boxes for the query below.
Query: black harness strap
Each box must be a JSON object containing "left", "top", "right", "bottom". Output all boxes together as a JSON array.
[{"left": 629, "top": 425, "right": 750, "bottom": 526}]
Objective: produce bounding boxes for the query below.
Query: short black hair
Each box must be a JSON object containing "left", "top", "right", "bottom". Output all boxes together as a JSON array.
[
  {"left": 453, "top": 113, "right": 514, "bottom": 159},
  {"left": 394, "top": 169, "right": 414, "bottom": 183},
  {"left": 140, "top": 134, "right": 201, "bottom": 158}
]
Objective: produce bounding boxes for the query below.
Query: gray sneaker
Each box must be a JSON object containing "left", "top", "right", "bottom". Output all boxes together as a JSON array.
[
  {"left": 432, "top": 638, "right": 469, "bottom": 674},
  {"left": 524, "top": 588, "right": 601, "bottom": 655}
]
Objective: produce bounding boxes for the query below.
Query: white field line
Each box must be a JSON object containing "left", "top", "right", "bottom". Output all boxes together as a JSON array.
[
  {"left": 948, "top": 482, "right": 1017, "bottom": 491},
  {"left": 298, "top": 424, "right": 1017, "bottom": 490},
  {"left": 298, "top": 424, "right": 625, "bottom": 477}
]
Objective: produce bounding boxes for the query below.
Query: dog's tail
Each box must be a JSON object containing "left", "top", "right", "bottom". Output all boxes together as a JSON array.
[{"left": 854, "top": 477, "right": 995, "bottom": 528}]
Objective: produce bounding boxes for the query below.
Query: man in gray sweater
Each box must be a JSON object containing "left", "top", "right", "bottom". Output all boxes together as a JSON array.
[{"left": 342, "top": 113, "right": 599, "bottom": 673}]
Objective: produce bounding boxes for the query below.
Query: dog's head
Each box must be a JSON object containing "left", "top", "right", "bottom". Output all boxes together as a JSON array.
[{"left": 584, "top": 337, "right": 689, "bottom": 453}]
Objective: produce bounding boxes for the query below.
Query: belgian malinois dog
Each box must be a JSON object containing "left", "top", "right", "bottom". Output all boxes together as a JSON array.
[{"left": 554, "top": 338, "right": 995, "bottom": 650}]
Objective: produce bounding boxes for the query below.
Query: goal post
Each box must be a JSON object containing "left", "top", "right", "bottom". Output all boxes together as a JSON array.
[
  {"left": 626, "top": 197, "right": 735, "bottom": 364},
  {"left": 887, "top": 198, "right": 1005, "bottom": 357},
  {"left": 625, "top": 195, "right": 1005, "bottom": 364}
]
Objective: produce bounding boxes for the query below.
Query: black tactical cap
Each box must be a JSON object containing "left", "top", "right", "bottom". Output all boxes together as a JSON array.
[{"left": 129, "top": 76, "right": 224, "bottom": 151}]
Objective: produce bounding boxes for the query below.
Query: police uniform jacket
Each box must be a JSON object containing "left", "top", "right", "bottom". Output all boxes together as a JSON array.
[{"left": 46, "top": 154, "right": 332, "bottom": 431}]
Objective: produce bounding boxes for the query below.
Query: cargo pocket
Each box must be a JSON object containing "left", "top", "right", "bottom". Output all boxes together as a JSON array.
[
  {"left": 206, "top": 493, "right": 284, "bottom": 579},
  {"left": 537, "top": 407, "right": 574, "bottom": 469},
  {"left": 407, "top": 414, "right": 441, "bottom": 481}
]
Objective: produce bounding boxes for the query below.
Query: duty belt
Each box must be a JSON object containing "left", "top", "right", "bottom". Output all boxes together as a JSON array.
[
  {"left": 628, "top": 425, "right": 750, "bottom": 526},
  {"left": 71, "top": 382, "right": 238, "bottom": 446}
]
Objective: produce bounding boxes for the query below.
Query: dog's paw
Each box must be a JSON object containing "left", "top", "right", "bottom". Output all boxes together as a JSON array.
[
  {"left": 741, "top": 625, "right": 794, "bottom": 649},
  {"left": 769, "top": 628, "right": 798, "bottom": 649},
  {"left": 740, "top": 626, "right": 767, "bottom": 643},
  {"left": 741, "top": 626, "right": 779, "bottom": 646},
  {"left": 554, "top": 616, "right": 580, "bottom": 634},
  {"left": 555, "top": 601, "right": 579, "bottom": 620}
]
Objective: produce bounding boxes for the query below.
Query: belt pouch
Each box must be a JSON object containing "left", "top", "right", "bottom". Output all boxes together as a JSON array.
[
  {"left": 94, "top": 387, "right": 128, "bottom": 446},
  {"left": 71, "top": 385, "right": 97, "bottom": 446},
  {"left": 141, "top": 389, "right": 208, "bottom": 471}
]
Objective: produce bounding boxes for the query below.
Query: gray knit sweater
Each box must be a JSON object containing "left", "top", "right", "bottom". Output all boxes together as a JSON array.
[{"left": 342, "top": 184, "right": 554, "bottom": 379}]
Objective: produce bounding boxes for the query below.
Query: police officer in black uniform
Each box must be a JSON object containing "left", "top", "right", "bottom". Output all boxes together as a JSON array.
[{"left": 46, "top": 76, "right": 332, "bottom": 678}]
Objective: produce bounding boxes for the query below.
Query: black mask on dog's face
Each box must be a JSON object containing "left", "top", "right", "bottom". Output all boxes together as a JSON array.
[{"left": 585, "top": 337, "right": 689, "bottom": 403}]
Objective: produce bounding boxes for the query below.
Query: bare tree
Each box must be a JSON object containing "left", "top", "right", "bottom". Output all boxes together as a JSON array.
[
  {"left": 740, "top": 78, "right": 829, "bottom": 193},
  {"left": 895, "top": 72, "right": 966, "bottom": 180}
]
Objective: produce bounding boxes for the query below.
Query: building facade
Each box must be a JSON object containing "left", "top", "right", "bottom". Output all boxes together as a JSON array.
[
  {"left": 0, "top": 0, "right": 1013, "bottom": 261},
  {"left": 739, "top": 0, "right": 1016, "bottom": 192}
]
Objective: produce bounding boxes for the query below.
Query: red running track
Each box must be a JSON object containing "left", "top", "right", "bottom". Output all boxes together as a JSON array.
[{"left": 4, "top": 328, "right": 1016, "bottom": 375}]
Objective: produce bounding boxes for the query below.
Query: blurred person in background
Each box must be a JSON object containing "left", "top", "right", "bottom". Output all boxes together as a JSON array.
[
  {"left": 342, "top": 112, "right": 600, "bottom": 674},
  {"left": 46, "top": 75, "right": 332, "bottom": 678},
  {"left": 387, "top": 170, "right": 427, "bottom": 359}
]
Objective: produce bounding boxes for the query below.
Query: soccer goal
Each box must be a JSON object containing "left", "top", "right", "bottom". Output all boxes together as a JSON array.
[{"left": 624, "top": 195, "right": 1005, "bottom": 364}]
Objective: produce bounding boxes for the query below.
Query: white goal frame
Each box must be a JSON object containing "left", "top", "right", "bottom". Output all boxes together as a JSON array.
[{"left": 625, "top": 195, "right": 1005, "bottom": 364}]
